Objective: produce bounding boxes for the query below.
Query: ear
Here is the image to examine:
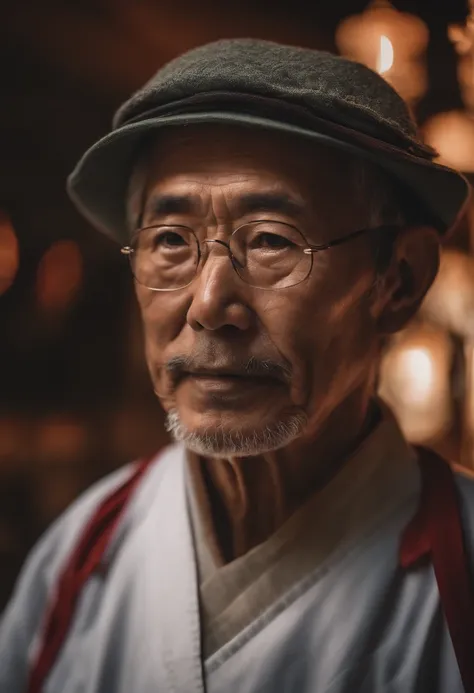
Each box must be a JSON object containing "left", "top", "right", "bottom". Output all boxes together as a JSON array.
[{"left": 370, "top": 226, "right": 440, "bottom": 335}]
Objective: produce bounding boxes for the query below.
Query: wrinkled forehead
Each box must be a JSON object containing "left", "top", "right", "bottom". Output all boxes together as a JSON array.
[
  {"left": 143, "top": 123, "right": 356, "bottom": 190},
  {"left": 127, "top": 124, "right": 374, "bottom": 234}
]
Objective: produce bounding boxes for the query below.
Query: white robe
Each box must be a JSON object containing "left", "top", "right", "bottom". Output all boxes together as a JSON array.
[{"left": 1, "top": 417, "right": 474, "bottom": 693}]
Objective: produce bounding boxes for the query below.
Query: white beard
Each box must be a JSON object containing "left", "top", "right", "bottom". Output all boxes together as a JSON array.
[{"left": 165, "top": 409, "right": 307, "bottom": 457}]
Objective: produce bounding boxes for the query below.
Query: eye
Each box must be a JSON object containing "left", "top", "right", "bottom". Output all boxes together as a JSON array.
[
  {"left": 251, "top": 232, "right": 294, "bottom": 250},
  {"left": 154, "top": 230, "right": 189, "bottom": 249}
]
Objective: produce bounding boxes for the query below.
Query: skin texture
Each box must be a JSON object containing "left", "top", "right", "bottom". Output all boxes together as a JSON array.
[{"left": 132, "top": 124, "right": 440, "bottom": 561}]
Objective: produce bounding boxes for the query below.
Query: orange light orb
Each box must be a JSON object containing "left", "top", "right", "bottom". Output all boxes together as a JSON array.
[
  {"left": 36, "top": 240, "right": 83, "bottom": 314},
  {"left": 336, "top": 0, "right": 429, "bottom": 103},
  {"left": 0, "top": 211, "right": 19, "bottom": 296},
  {"left": 423, "top": 111, "right": 474, "bottom": 173},
  {"left": 379, "top": 326, "right": 453, "bottom": 444}
]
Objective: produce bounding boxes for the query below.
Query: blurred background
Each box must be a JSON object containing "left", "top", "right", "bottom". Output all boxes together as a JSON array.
[{"left": 0, "top": 0, "right": 473, "bottom": 608}]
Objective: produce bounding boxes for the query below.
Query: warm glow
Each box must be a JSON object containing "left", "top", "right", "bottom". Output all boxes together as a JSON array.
[
  {"left": 335, "top": 2, "right": 429, "bottom": 103},
  {"left": 377, "top": 35, "right": 394, "bottom": 73},
  {"left": 0, "top": 211, "right": 19, "bottom": 296},
  {"left": 421, "top": 250, "right": 474, "bottom": 339},
  {"left": 378, "top": 329, "right": 453, "bottom": 444},
  {"left": 401, "top": 348, "right": 434, "bottom": 403},
  {"left": 423, "top": 110, "right": 474, "bottom": 172},
  {"left": 36, "top": 240, "right": 83, "bottom": 313},
  {"left": 35, "top": 417, "right": 87, "bottom": 463},
  {"left": 0, "top": 418, "right": 27, "bottom": 472}
]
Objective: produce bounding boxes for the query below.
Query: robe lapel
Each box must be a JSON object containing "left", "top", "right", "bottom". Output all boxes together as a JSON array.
[{"left": 134, "top": 445, "right": 205, "bottom": 693}]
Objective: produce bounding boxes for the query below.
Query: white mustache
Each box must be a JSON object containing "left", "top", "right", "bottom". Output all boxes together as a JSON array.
[
  {"left": 165, "top": 354, "right": 291, "bottom": 383},
  {"left": 153, "top": 354, "right": 292, "bottom": 399}
]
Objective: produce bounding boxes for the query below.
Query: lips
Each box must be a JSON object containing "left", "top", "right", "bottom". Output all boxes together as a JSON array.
[
  {"left": 164, "top": 355, "right": 292, "bottom": 391},
  {"left": 185, "top": 370, "right": 274, "bottom": 380},
  {"left": 182, "top": 370, "right": 287, "bottom": 388},
  {"left": 180, "top": 371, "right": 283, "bottom": 407}
]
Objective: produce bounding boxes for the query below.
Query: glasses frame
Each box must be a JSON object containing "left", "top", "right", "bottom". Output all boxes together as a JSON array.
[{"left": 121, "top": 221, "right": 399, "bottom": 292}]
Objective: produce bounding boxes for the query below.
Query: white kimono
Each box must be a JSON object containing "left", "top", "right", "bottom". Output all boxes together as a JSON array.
[{"left": 1, "top": 414, "right": 473, "bottom": 693}]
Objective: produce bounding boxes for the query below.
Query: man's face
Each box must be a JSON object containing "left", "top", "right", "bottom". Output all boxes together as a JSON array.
[{"left": 133, "top": 125, "right": 381, "bottom": 456}]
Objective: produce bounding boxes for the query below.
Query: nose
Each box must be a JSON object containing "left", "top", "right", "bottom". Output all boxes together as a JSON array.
[{"left": 186, "top": 240, "right": 253, "bottom": 332}]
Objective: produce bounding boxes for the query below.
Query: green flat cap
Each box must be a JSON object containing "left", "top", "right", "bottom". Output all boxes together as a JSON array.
[{"left": 67, "top": 38, "right": 471, "bottom": 243}]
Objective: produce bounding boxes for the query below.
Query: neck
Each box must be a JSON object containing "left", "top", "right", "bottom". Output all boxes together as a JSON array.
[{"left": 194, "top": 388, "right": 378, "bottom": 564}]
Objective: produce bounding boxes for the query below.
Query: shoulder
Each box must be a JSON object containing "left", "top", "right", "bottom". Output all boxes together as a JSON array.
[
  {"left": 0, "top": 445, "right": 181, "bottom": 690},
  {"left": 30, "top": 462, "right": 138, "bottom": 585},
  {"left": 0, "top": 464, "right": 130, "bottom": 627},
  {"left": 4, "top": 442, "right": 183, "bottom": 602},
  {"left": 4, "top": 443, "right": 181, "bottom": 607}
]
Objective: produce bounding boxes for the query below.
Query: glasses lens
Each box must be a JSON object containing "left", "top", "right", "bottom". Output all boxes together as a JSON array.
[
  {"left": 231, "top": 221, "right": 312, "bottom": 289},
  {"left": 131, "top": 226, "right": 198, "bottom": 290}
]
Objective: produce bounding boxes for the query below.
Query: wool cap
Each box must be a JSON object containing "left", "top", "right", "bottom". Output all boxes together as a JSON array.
[{"left": 67, "top": 38, "right": 471, "bottom": 243}]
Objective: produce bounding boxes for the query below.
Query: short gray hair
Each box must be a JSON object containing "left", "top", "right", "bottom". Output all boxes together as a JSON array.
[
  {"left": 126, "top": 157, "right": 149, "bottom": 234},
  {"left": 352, "top": 159, "right": 405, "bottom": 228},
  {"left": 351, "top": 159, "right": 408, "bottom": 273}
]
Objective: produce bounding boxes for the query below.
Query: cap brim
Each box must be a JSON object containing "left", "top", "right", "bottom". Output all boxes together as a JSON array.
[{"left": 67, "top": 111, "right": 471, "bottom": 244}]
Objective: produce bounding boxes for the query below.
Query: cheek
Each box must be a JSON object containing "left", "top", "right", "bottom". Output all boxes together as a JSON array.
[
  {"left": 275, "top": 261, "right": 378, "bottom": 408},
  {"left": 306, "top": 280, "right": 379, "bottom": 411},
  {"left": 136, "top": 288, "right": 189, "bottom": 367},
  {"left": 254, "top": 291, "right": 327, "bottom": 407}
]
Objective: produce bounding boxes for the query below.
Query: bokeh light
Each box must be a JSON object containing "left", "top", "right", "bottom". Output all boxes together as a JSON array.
[
  {"left": 36, "top": 240, "right": 83, "bottom": 314},
  {"left": 0, "top": 418, "right": 28, "bottom": 474},
  {"left": 0, "top": 211, "right": 19, "bottom": 296},
  {"left": 421, "top": 250, "right": 474, "bottom": 339},
  {"left": 335, "top": 0, "right": 429, "bottom": 104},
  {"left": 35, "top": 417, "right": 88, "bottom": 465},
  {"left": 377, "top": 35, "right": 394, "bottom": 74},
  {"left": 379, "top": 327, "right": 453, "bottom": 444},
  {"left": 423, "top": 111, "right": 474, "bottom": 172}
]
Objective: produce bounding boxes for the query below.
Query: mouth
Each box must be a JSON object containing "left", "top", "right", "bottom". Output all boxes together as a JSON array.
[
  {"left": 182, "top": 368, "right": 286, "bottom": 384},
  {"left": 161, "top": 356, "right": 292, "bottom": 405},
  {"left": 184, "top": 370, "right": 277, "bottom": 385},
  {"left": 187, "top": 368, "right": 272, "bottom": 378},
  {"left": 177, "top": 369, "right": 286, "bottom": 403}
]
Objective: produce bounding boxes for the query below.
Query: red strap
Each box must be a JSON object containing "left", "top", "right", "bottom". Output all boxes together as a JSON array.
[
  {"left": 400, "top": 448, "right": 474, "bottom": 693},
  {"left": 26, "top": 455, "right": 157, "bottom": 693}
]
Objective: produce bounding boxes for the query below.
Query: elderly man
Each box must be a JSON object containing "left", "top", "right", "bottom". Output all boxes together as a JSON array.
[{"left": 1, "top": 39, "right": 474, "bottom": 693}]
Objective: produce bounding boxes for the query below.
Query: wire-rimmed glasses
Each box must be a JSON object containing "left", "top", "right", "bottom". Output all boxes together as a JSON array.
[{"left": 121, "top": 220, "right": 391, "bottom": 291}]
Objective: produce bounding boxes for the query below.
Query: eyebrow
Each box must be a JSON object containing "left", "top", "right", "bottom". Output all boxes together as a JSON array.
[
  {"left": 142, "top": 190, "right": 305, "bottom": 225},
  {"left": 144, "top": 193, "right": 200, "bottom": 220},
  {"left": 235, "top": 192, "right": 305, "bottom": 219}
]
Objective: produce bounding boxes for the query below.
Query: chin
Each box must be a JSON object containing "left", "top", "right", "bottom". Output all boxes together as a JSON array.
[{"left": 165, "top": 408, "right": 307, "bottom": 458}]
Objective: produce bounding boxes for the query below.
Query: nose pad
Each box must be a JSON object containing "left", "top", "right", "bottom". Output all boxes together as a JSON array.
[
  {"left": 203, "top": 238, "right": 231, "bottom": 257},
  {"left": 197, "top": 239, "right": 240, "bottom": 292},
  {"left": 203, "top": 239, "right": 242, "bottom": 272}
]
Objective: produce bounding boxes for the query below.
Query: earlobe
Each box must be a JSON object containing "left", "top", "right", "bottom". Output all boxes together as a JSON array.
[{"left": 372, "top": 226, "right": 440, "bottom": 335}]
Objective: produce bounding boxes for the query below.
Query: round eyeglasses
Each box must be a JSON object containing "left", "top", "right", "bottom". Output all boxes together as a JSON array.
[{"left": 121, "top": 221, "right": 392, "bottom": 291}]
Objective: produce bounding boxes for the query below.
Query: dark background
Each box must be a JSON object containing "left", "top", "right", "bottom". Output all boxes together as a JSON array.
[{"left": 0, "top": 0, "right": 469, "bottom": 608}]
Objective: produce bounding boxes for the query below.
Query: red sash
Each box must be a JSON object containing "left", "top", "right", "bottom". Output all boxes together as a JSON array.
[
  {"left": 26, "top": 448, "right": 474, "bottom": 692},
  {"left": 26, "top": 455, "right": 156, "bottom": 693},
  {"left": 400, "top": 448, "right": 474, "bottom": 692}
]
